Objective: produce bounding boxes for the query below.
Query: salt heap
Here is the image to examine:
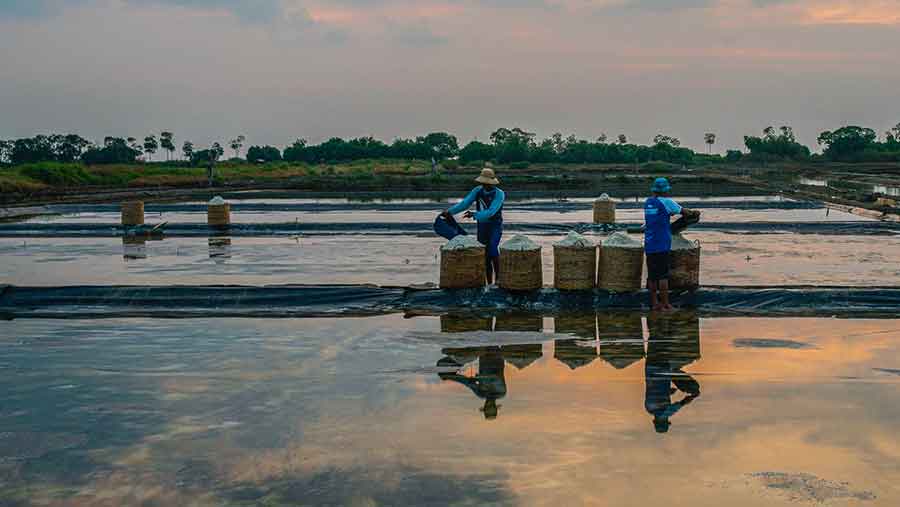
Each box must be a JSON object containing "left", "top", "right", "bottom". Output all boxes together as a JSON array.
[
  {"left": 555, "top": 231, "right": 594, "bottom": 248},
  {"left": 671, "top": 233, "right": 698, "bottom": 251},
  {"left": 442, "top": 235, "right": 483, "bottom": 251},
  {"left": 209, "top": 196, "right": 226, "bottom": 205},
  {"left": 502, "top": 234, "right": 540, "bottom": 252},
  {"left": 602, "top": 231, "right": 642, "bottom": 248}
]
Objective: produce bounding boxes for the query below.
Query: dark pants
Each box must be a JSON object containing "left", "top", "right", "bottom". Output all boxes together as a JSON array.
[{"left": 477, "top": 220, "right": 503, "bottom": 284}]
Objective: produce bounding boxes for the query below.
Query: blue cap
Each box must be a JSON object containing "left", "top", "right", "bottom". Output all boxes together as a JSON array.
[{"left": 651, "top": 177, "right": 671, "bottom": 193}]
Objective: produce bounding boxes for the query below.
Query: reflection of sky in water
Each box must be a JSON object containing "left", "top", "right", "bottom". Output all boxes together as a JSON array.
[
  {"left": 1, "top": 233, "right": 898, "bottom": 287},
  {"left": 0, "top": 314, "right": 898, "bottom": 506}
]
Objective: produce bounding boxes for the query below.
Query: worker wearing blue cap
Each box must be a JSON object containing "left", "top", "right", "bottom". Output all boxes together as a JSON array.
[{"left": 644, "top": 177, "right": 689, "bottom": 311}]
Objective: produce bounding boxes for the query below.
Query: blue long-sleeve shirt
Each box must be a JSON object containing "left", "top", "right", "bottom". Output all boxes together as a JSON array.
[{"left": 448, "top": 186, "right": 505, "bottom": 222}]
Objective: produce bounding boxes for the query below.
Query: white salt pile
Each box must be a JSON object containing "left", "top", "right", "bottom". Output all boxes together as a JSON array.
[
  {"left": 209, "top": 196, "right": 226, "bottom": 205},
  {"left": 502, "top": 234, "right": 540, "bottom": 251},
  {"left": 671, "top": 234, "right": 699, "bottom": 251},
  {"left": 442, "top": 235, "right": 483, "bottom": 251},
  {"left": 602, "top": 231, "right": 642, "bottom": 248},
  {"left": 596, "top": 193, "right": 611, "bottom": 201},
  {"left": 555, "top": 231, "right": 594, "bottom": 248}
]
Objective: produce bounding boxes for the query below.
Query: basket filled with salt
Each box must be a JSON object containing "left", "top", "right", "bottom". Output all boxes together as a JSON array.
[
  {"left": 598, "top": 232, "right": 644, "bottom": 292},
  {"left": 553, "top": 231, "right": 596, "bottom": 290},
  {"left": 670, "top": 234, "right": 700, "bottom": 290},
  {"left": 593, "top": 193, "right": 616, "bottom": 224},
  {"left": 207, "top": 196, "right": 231, "bottom": 227},
  {"left": 499, "top": 235, "right": 543, "bottom": 291},
  {"left": 121, "top": 201, "right": 145, "bottom": 226},
  {"left": 440, "top": 235, "right": 486, "bottom": 289}
]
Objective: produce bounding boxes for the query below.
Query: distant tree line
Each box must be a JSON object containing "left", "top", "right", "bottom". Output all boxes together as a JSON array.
[{"left": 2, "top": 123, "right": 900, "bottom": 167}]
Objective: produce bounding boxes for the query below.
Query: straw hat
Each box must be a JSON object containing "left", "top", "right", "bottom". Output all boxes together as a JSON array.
[{"left": 475, "top": 168, "right": 500, "bottom": 185}]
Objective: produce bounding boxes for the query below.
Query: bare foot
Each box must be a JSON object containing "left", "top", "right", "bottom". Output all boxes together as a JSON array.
[
  {"left": 663, "top": 304, "right": 675, "bottom": 312},
  {"left": 652, "top": 304, "right": 664, "bottom": 312}
]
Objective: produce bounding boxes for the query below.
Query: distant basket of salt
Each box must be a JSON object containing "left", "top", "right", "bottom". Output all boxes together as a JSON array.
[
  {"left": 553, "top": 232, "right": 596, "bottom": 290},
  {"left": 207, "top": 196, "right": 231, "bottom": 227},
  {"left": 499, "top": 235, "right": 543, "bottom": 291},
  {"left": 670, "top": 234, "right": 701, "bottom": 290},
  {"left": 440, "top": 235, "right": 486, "bottom": 289},
  {"left": 593, "top": 193, "right": 616, "bottom": 224},
  {"left": 121, "top": 201, "right": 144, "bottom": 226},
  {"left": 598, "top": 232, "right": 644, "bottom": 292}
]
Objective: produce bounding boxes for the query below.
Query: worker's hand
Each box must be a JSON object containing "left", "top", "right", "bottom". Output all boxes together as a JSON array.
[
  {"left": 440, "top": 211, "right": 451, "bottom": 219},
  {"left": 463, "top": 211, "right": 475, "bottom": 219}
]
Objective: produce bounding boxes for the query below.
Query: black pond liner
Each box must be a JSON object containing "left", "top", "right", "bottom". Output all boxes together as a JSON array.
[
  {"left": 0, "top": 221, "right": 898, "bottom": 238},
  {"left": 2, "top": 284, "right": 899, "bottom": 319}
]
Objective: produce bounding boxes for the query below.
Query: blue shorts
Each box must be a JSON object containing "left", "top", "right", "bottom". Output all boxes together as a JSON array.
[{"left": 477, "top": 221, "right": 503, "bottom": 258}]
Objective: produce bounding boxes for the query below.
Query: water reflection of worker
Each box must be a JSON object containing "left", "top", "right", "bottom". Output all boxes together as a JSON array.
[
  {"left": 644, "top": 313, "right": 701, "bottom": 433},
  {"left": 437, "top": 347, "right": 507, "bottom": 420}
]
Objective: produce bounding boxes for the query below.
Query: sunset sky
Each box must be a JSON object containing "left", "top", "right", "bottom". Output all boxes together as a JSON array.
[{"left": 2, "top": 0, "right": 899, "bottom": 151}]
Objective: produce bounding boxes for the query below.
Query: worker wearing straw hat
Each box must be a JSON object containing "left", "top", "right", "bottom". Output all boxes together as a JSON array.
[{"left": 442, "top": 166, "right": 506, "bottom": 284}]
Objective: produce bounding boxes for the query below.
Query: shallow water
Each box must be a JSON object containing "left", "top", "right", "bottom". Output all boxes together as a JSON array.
[
  {"left": 0, "top": 314, "right": 898, "bottom": 506},
  {"left": 2, "top": 232, "right": 898, "bottom": 287},
  {"left": 19, "top": 205, "right": 868, "bottom": 225}
]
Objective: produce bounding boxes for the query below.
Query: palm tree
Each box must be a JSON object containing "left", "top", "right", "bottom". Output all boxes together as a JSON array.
[
  {"left": 230, "top": 135, "right": 246, "bottom": 159},
  {"left": 704, "top": 133, "right": 716, "bottom": 154}
]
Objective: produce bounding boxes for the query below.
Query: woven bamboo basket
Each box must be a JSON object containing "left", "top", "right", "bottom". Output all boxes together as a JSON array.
[
  {"left": 498, "top": 247, "right": 543, "bottom": 291},
  {"left": 593, "top": 199, "right": 616, "bottom": 224},
  {"left": 670, "top": 241, "right": 701, "bottom": 290},
  {"left": 440, "top": 314, "right": 493, "bottom": 333},
  {"left": 555, "top": 313, "right": 597, "bottom": 340},
  {"left": 440, "top": 246, "right": 486, "bottom": 289},
  {"left": 598, "top": 244, "right": 644, "bottom": 292},
  {"left": 207, "top": 203, "right": 231, "bottom": 227},
  {"left": 121, "top": 201, "right": 144, "bottom": 226},
  {"left": 596, "top": 312, "right": 645, "bottom": 369},
  {"left": 495, "top": 312, "right": 543, "bottom": 332},
  {"left": 553, "top": 245, "right": 597, "bottom": 290}
]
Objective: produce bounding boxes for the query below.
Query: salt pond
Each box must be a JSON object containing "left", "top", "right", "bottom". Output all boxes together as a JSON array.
[
  {"left": 1, "top": 195, "right": 899, "bottom": 506},
  {"left": 0, "top": 314, "right": 898, "bottom": 506}
]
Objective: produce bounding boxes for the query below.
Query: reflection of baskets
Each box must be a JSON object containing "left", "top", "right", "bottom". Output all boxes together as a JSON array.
[
  {"left": 597, "top": 312, "right": 645, "bottom": 369},
  {"left": 593, "top": 200, "right": 616, "bottom": 224},
  {"left": 555, "top": 313, "right": 597, "bottom": 340},
  {"left": 207, "top": 203, "right": 231, "bottom": 227},
  {"left": 671, "top": 241, "right": 701, "bottom": 290},
  {"left": 208, "top": 237, "right": 232, "bottom": 259},
  {"left": 647, "top": 311, "right": 701, "bottom": 368},
  {"left": 440, "top": 314, "right": 493, "bottom": 333},
  {"left": 122, "top": 236, "right": 147, "bottom": 260},
  {"left": 499, "top": 248, "right": 543, "bottom": 291},
  {"left": 553, "top": 245, "right": 597, "bottom": 290},
  {"left": 121, "top": 201, "right": 144, "bottom": 226},
  {"left": 440, "top": 247, "right": 486, "bottom": 289},
  {"left": 494, "top": 313, "right": 543, "bottom": 333},
  {"left": 598, "top": 245, "right": 644, "bottom": 292},
  {"left": 554, "top": 339, "right": 598, "bottom": 370}
]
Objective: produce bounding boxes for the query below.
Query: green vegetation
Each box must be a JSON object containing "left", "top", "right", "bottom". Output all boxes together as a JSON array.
[{"left": 2, "top": 122, "right": 899, "bottom": 203}]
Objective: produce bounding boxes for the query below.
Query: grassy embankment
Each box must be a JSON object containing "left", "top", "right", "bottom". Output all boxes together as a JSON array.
[{"left": 0, "top": 159, "right": 761, "bottom": 205}]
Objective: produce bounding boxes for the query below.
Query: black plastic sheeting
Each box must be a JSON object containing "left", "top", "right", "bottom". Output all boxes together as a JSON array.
[
  {"left": 3, "top": 284, "right": 899, "bottom": 319},
  {"left": 1, "top": 221, "right": 898, "bottom": 238},
  {"left": 43, "top": 200, "right": 823, "bottom": 214}
]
